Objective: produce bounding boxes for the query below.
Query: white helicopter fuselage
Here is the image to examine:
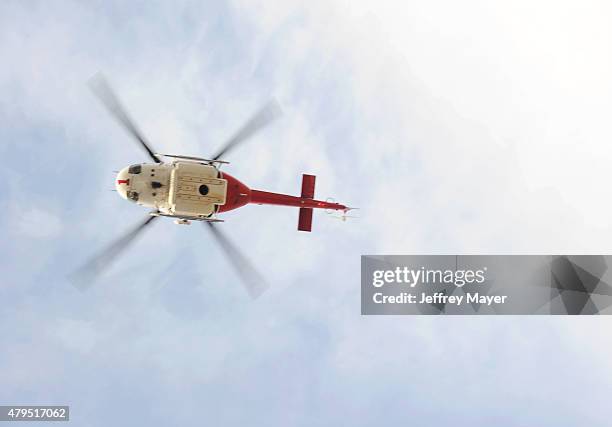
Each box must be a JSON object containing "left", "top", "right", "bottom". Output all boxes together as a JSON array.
[{"left": 115, "top": 161, "right": 228, "bottom": 218}]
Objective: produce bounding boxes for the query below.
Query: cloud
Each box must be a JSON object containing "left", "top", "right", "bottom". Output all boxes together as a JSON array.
[
  {"left": 2, "top": 1, "right": 612, "bottom": 426},
  {"left": 15, "top": 208, "right": 63, "bottom": 239}
]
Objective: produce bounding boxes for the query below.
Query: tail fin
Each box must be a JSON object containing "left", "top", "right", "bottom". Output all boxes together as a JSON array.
[{"left": 298, "top": 174, "right": 316, "bottom": 232}]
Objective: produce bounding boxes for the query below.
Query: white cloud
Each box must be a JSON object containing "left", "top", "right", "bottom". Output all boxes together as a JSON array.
[
  {"left": 15, "top": 208, "right": 63, "bottom": 239},
  {"left": 2, "top": 1, "right": 612, "bottom": 425}
]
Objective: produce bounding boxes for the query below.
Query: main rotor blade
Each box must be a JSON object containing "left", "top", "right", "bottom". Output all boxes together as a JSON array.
[
  {"left": 210, "top": 100, "right": 281, "bottom": 160},
  {"left": 71, "top": 215, "right": 158, "bottom": 290},
  {"left": 205, "top": 222, "right": 269, "bottom": 298},
  {"left": 89, "top": 74, "right": 162, "bottom": 163}
]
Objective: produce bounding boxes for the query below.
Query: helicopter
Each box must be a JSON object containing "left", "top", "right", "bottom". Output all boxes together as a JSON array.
[{"left": 72, "top": 75, "right": 352, "bottom": 298}]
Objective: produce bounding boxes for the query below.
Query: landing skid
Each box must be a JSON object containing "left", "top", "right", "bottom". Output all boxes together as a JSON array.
[{"left": 149, "top": 211, "right": 224, "bottom": 224}]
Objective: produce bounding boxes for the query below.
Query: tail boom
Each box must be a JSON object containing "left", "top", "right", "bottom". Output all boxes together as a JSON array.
[{"left": 249, "top": 190, "right": 347, "bottom": 211}]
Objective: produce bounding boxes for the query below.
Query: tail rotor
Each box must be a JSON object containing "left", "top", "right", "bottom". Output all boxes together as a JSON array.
[{"left": 326, "top": 203, "right": 359, "bottom": 222}]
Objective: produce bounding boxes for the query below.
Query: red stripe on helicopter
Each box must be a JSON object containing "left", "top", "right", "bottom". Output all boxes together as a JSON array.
[{"left": 117, "top": 179, "right": 130, "bottom": 185}]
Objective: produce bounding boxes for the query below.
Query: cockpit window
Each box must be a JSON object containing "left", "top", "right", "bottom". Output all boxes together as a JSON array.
[
  {"left": 128, "top": 164, "right": 142, "bottom": 174},
  {"left": 127, "top": 191, "right": 139, "bottom": 202}
]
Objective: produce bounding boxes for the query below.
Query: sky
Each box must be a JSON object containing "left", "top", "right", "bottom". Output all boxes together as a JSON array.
[{"left": 1, "top": 0, "right": 612, "bottom": 425}]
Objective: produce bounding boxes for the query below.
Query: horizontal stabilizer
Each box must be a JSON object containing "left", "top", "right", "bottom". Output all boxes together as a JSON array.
[
  {"left": 298, "top": 208, "right": 313, "bottom": 232},
  {"left": 301, "top": 174, "right": 316, "bottom": 199},
  {"left": 298, "top": 174, "right": 316, "bottom": 231}
]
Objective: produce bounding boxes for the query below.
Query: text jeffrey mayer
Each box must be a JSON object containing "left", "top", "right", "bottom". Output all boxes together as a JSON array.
[{"left": 420, "top": 292, "right": 507, "bottom": 306}]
